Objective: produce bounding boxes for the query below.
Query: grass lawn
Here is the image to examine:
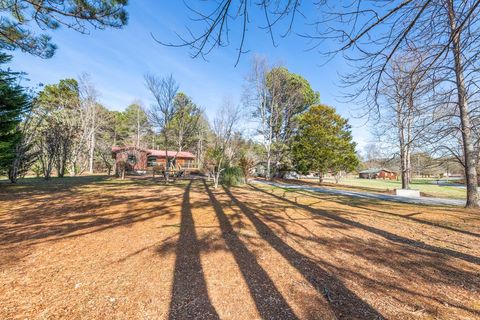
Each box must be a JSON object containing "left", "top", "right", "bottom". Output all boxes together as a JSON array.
[
  {"left": 1, "top": 176, "right": 479, "bottom": 319},
  {"left": 302, "top": 176, "right": 468, "bottom": 199}
]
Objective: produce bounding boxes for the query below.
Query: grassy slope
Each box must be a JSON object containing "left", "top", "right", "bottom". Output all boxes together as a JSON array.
[{"left": 302, "top": 176, "right": 467, "bottom": 199}]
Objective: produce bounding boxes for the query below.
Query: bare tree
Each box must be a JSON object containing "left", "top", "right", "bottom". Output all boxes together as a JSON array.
[
  {"left": 94, "top": 107, "right": 119, "bottom": 176},
  {"left": 154, "top": 1, "right": 302, "bottom": 66},
  {"left": 243, "top": 55, "right": 273, "bottom": 179},
  {"left": 37, "top": 125, "right": 59, "bottom": 180},
  {"left": 145, "top": 74, "right": 179, "bottom": 183},
  {"left": 377, "top": 53, "right": 432, "bottom": 189},
  {"left": 8, "top": 105, "right": 43, "bottom": 182},
  {"left": 363, "top": 143, "right": 383, "bottom": 163},
  {"left": 55, "top": 121, "right": 77, "bottom": 177},
  {"left": 35, "top": 77, "right": 84, "bottom": 178},
  {"left": 207, "top": 98, "right": 241, "bottom": 188},
  {"left": 78, "top": 76, "right": 100, "bottom": 175},
  {"left": 194, "top": 112, "right": 211, "bottom": 170},
  {"left": 243, "top": 57, "right": 318, "bottom": 178},
  {"left": 68, "top": 75, "right": 99, "bottom": 176}
]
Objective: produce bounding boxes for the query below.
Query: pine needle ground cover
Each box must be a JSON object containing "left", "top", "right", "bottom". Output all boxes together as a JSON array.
[{"left": 0, "top": 176, "right": 478, "bottom": 319}]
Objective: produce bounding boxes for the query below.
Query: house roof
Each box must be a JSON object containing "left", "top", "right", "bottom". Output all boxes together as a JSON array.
[
  {"left": 112, "top": 146, "right": 195, "bottom": 159},
  {"left": 359, "top": 168, "right": 396, "bottom": 174},
  {"left": 147, "top": 149, "right": 195, "bottom": 159}
]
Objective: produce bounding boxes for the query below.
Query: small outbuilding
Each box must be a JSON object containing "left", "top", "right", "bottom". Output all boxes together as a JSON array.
[{"left": 359, "top": 168, "right": 397, "bottom": 180}]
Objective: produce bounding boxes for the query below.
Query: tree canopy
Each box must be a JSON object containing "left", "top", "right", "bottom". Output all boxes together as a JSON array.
[
  {"left": 0, "top": 53, "right": 31, "bottom": 175},
  {"left": 292, "top": 104, "right": 358, "bottom": 183},
  {"left": 266, "top": 66, "right": 319, "bottom": 144},
  {"left": 0, "top": 0, "right": 129, "bottom": 58},
  {"left": 37, "top": 79, "right": 80, "bottom": 110},
  {"left": 169, "top": 92, "right": 202, "bottom": 152}
]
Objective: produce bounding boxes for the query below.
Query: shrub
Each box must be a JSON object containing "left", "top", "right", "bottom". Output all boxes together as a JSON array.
[
  {"left": 31, "top": 162, "right": 43, "bottom": 178},
  {"left": 221, "top": 166, "right": 245, "bottom": 187}
]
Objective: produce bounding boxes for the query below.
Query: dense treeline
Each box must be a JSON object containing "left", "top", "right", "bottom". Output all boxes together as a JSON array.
[{"left": 0, "top": 52, "right": 359, "bottom": 189}]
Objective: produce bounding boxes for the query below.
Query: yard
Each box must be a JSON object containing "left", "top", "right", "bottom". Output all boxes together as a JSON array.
[
  {"left": 0, "top": 176, "right": 479, "bottom": 319},
  {"left": 304, "top": 176, "right": 468, "bottom": 200}
]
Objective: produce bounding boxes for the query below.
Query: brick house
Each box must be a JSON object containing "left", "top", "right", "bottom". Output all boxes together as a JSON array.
[{"left": 111, "top": 146, "right": 197, "bottom": 175}]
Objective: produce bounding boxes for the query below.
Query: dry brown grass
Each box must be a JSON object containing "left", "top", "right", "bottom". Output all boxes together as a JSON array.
[{"left": 0, "top": 176, "right": 479, "bottom": 319}]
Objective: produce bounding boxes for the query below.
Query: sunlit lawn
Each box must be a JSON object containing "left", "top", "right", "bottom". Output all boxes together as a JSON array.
[{"left": 304, "top": 176, "right": 468, "bottom": 199}]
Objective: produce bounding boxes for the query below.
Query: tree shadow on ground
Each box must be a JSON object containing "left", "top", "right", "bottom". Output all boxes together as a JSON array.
[
  {"left": 249, "top": 185, "right": 480, "bottom": 266},
  {"left": 167, "top": 181, "right": 220, "bottom": 320},
  {"left": 0, "top": 177, "right": 184, "bottom": 247},
  {"left": 222, "top": 185, "right": 385, "bottom": 320},
  {"left": 5, "top": 178, "right": 478, "bottom": 319},
  {"left": 243, "top": 184, "right": 479, "bottom": 318},
  {"left": 289, "top": 188, "right": 480, "bottom": 238},
  {"left": 203, "top": 180, "right": 300, "bottom": 320}
]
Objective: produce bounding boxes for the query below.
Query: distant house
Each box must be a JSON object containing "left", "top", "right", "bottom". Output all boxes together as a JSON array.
[
  {"left": 359, "top": 168, "right": 397, "bottom": 180},
  {"left": 111, "top": 146, "right": 197, "bottom": 175}
]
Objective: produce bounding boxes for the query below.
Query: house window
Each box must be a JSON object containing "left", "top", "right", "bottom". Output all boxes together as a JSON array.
[
  {"left": 127, "top": 155, "right": 137, "bottom": 164},
  {"left": 147, "top": 156, "right": 157, "bottom": 167}
]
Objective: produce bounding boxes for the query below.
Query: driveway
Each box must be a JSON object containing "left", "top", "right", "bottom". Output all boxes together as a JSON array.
[{"left": 253, "top": 180, "right": 468, "bottom": 207}]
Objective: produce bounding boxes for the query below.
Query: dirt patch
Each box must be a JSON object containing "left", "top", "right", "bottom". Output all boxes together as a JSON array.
[{"left": 1, "top": 177, "right": 479, "bottom": 319}]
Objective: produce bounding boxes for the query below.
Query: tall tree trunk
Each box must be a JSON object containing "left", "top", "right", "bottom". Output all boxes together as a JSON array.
[
  {"left": 136, "top": 106, "right": 140, "bottom": 148},
  {"left": 89, "top": 131, "right": 95, "bottom": 174},
  {"left": 266, "top": 152, "right": 271, "bottom": 180},
  {"left": 448, "top": 1, "right": 479, "bottom": 208},
  {"left": 405, "top": 94, "right": 414, "bottom": 189},
  {"left": 197, "top": 139, "right": 203, "bottom": 169},
  {"left": 397, "top": 97, "right": 411, "bottom": 190},
  {"left": 214, "top": 170, "right": 220, "bottom": 189},
  {"left": 406, "top": 146, "right": 411, "bottom": 187},
  {"left": 57, "top": 138, "right": 68, "bottom": 178},
  {"left": 164, "top": 132, "right": 169, "bottom": 184},
  {"left": 8, "top": 143, "right": 22, "bottom": 183},
  {"left": 214, "top": 158, "right": 224, "bottom": 189},
  {"left": 400, "top": 147, "right": 408, "bottom": 189},
  {"left": 89, "top": 106, "right": 96, "bottom": 174},
  {"left": 8, "top": 158, "right": 19, "bottom": 183},
  {"left": 89, "top": 102, "right": 97, "bottom": 174},
  {"left": 400, "top": 145, "right": 412, "bottom": 189}
]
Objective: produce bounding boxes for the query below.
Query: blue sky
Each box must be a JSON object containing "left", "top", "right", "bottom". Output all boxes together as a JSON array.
[{"left": 10, "top": 1, "right": 370, "bottom": 149}]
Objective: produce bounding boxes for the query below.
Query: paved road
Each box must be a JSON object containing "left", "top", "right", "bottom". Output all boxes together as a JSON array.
[
  {"left": 434, "top": 180, "right": 466, "bottom": 188},
  {"left": 253, "top": 180, "right": 468, "bottom": 207}
]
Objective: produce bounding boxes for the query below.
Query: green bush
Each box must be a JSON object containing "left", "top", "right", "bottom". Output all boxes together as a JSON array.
[
  {"left": 31, "top": 161, "right": 43, "bottom": 178},
  {"left": 221, "top": 167, "right": 245, "bottom": 187}
]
